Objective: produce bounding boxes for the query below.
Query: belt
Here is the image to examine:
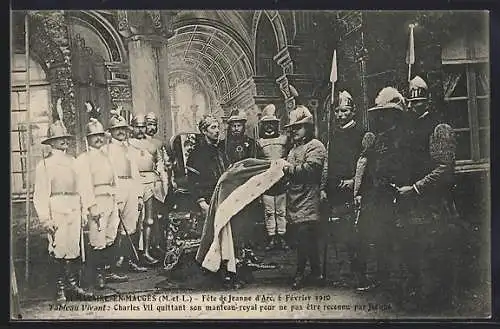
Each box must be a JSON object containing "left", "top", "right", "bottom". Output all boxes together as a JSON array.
[
  {"left": 140, "top": 171, "right": 154, "bottom": 173},
  {"left": 118, "top": 175, "right": 132, "bottom": 179},
  {"left": 50, "top": 192, "right": 78, "bottom": 196},
  {"left": 95, "top": 193, "right": 113, "bottom": 197},
  {"left": 94, "top": 183, "right": 113, "bottom": 187}
]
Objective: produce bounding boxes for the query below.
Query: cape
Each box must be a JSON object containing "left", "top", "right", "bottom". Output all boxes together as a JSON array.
[{"left": 195, "top": 158, "right": 285, "bottom": 273}]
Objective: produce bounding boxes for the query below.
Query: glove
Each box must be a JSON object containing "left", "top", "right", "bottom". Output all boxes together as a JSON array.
[{"left": 320, "top": 190, "right": 328, "bottom": 203}]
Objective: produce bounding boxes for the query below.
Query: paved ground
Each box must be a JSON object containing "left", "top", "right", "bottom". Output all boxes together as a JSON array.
[{"left": 14, "top": 244, "right": 491, "bottom": 320}]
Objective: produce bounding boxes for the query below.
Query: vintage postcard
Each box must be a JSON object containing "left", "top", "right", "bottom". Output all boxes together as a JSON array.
[{"left": 10, "top": 9, "right": 491, "bottom": 320}]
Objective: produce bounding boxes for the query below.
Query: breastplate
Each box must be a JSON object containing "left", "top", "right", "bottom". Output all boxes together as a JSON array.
[
  {"left": 50, "top": 162, "right": 77, "bottom": 193},
  {"left": 136, "top": 150, "right": 154, "bottom": 171},
  {"left": 259, "top": 137, "right": 287, "bottom": 160},
  {"left": 113, "top": 146, "right": 132, "bottom": 177},
  {"left": 90, "top": 152, "right": 114, "bottom": 186}
]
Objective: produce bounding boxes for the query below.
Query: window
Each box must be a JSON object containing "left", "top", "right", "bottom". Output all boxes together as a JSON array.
[
  {"left": 442, "top": 62, "right": 490, "bottom": 164},
  {"left": 10, "top": 54, "right": 51, "bottom": 200}
]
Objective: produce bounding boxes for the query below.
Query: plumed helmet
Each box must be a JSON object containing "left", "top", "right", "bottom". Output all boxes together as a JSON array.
[
  {"left": 145, "top": 112, "right": 158, "bottom": 124},
  {"left": 41, "top": 120, "right": 73, "bottom": 145},
  {"left": 260, "top": 104, "right": 279, "bottom": 122},
  {"left": 86, "top": 117, "right": 105, "bottom": 137},
  {"left": 227, "top": 108, "right": 247, "bottom": 123},
  {"left": 335, "top": 90, "right": 355, "bottom": 110},
  {"left": 408, "top": 75, "right": 429, "bottom": 101},
  {"left": 131, "top": 114, "right": 147, "bottom": 127},
  {"left": 368, "top": 87, "right": 407, "bottom": 113},
  {"left": 107, "top": 110, "right": 129, "bottom": 130},
  {"left": 284, "top": 105, "right": 314, "bottom": 128}
]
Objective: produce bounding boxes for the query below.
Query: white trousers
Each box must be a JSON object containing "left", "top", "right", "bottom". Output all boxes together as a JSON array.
[{"left": 262, "top": 193, "right": 287, "bottom": 236}]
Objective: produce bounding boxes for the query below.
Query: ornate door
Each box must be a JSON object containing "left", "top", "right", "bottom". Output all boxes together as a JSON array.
[{"left": 70, "top": 32, "right": 112, "bottom": 150}]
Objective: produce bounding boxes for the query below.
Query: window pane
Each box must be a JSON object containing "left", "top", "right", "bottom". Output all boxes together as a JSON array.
[
  {"left": 474, "top": 63, "right": 489, "bottom": 97},
  {"left": 11, "top": 110, "right": 26, "bottom": 131},
  {"left": 478, "top": 98, "right": 490, "bottom": 128},
  {"left": 454, "top": 130, "right": 471, "bottom": 160},
  {"left": 444, "top": 100, "right": 470, "bottom": 129},
  {"left": 443, "top": 65, "right": 467, "bottom": 98},
  {"left": 11, "top": 151, "right": 24, "bottom": 172},
  {"left": 11, "top": 132, "right": 21, "bottom": 151},
  {"left": 479, "top": 128, "right": 490, "bottom": 159}
]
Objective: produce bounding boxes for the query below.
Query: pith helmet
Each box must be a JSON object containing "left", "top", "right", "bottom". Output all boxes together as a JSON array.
[
  {"left": 260, "top": 104, "right": 279, "bottom": 122},
  {"left": 86, "top": 117, "right": 105, "bottom": 137},
  {"left": 145, "top": 112, "right": 158, "bottom": 124},
  {"left": 41, "top": 120, "right": 73, "bottom": 145},
  {"left": 335, "top": 90, "right": 355, "bottom": 110},
  {"left": 368, "top": 87, "right": 407, "bottom": 113},
  {"left": 227, "top": 108, "right": 247, "bottom": 123},
  {"left": 108, "top": 110, "right": 129, "bottom": 130},
  {"left": 131, "top": 114, "right": 147, "bottom": 127},
  {"left": 408, "top": 75, "right": 429, "bottom": 102},
  {"left": 284, "top": 105, "right": 314, "bottom": 128}
]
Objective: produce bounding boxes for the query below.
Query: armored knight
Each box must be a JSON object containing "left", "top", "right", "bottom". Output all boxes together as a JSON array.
[
  {"left": 393, "top": 75, "right": 458, "bottom": 311},
  {"left": 106, "top": 111, "right": 147, "bottom": 273},
  {"left": 225, "top": 108, "right": 256, "bottom": 164},
  {"left": 256, "top": 104, "right": 290, "bottom": 251},
  {"left": 33, "top": 114, "right": 93, "bottom": 303},
  {"left": 76, "top": 114, "right": 128, "bottom": 289},
  {"left": 129, "top": 114, "right": 168, "bottom": 265}
]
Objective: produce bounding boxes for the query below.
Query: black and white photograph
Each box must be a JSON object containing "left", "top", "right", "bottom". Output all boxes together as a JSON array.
[{"left": 10, "top": 10, "right": 491, "bottom": 320}]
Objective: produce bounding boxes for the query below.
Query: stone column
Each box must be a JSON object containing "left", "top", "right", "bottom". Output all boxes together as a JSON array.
[
  {"left": 190, "top": 104, "right": 199, "bottom": 130},
  {"left": 171, "top": 105, "right": 180, "bottom": 134}
]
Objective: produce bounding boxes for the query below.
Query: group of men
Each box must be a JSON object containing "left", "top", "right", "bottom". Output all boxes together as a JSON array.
[
  {"left": 33, "top": 106, "right": 171, "bottom": 303},
  {"left": 33, "top": 73, "right": 458, "bottom": 312},
  {"left": 184, "top": 75, "right": 459, "bottom": 311}
]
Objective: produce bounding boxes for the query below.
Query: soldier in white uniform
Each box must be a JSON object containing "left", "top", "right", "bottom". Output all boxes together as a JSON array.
[
  {"left": 106, "top": 111, "right": 148, "bottom": 273},
  {"left": 256, "top": 104, "right": 290, "bottom": 251},
  {"left": 33, "top": 119, "right": 93, "bottom": 303},
  {"left": 76, "top": 117, "right": 128, "bottom": 289},
  {"left": 129, "top": 114, "right": 167, "bottom": 265}
]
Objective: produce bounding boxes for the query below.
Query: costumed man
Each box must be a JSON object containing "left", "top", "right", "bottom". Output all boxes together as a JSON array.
[
  {"left": 281, "top": 105, "right": 327, "bottom": 290},
  {"left": 76, "top": 109, "right": 128, "bottom": 289},
  {"left": 320, "top": 90, "right": 366, "bottom": 287},
  {"left": 145, "top": 112, "right": 174, "bottom": 256},
  {"left": 393, "top": 76, "right": 458, "bottom": 311},
  {"left": 128, "top": 113, "right": 169, "bottom": 265},
  {"left": 256, "top": 104, "right": 290, "bottom": 251},
  {"left": 106, "top": 110, "right": 148, "bottom": 273},
  {"left": 186, "top": 115, "right": 231, "bottom": 285},
  {"left": 225, "top": 108, "right": 256, "bottom": 164},
  {"left": 353, "top": 87, "right": 413, "bottom": 292},
  {"left": 33, "top": 102, "right": 93, "bottom": 303}
]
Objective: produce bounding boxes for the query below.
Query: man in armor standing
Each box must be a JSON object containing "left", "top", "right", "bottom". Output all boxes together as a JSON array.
[
  {"left": 106, "top": 111, "right": 147, "bottom": 273},
  {"left": 129, "top": 114, "right": 169, "bottom": 265},
  {"left": 320, "top": 90, "right": 366, "bottom": 288},
  {"left": 256, "top": 104, "right": 290, "bottom": 251},
  {"left": 353, "top": 87, "right": 413, "bottom": 292},
  {"left": 394, "top": 76, "right": 458, "bottom": 311},
  {"left": 76, "top": 116, "right": 128, "bottom": 289},
  {"left": 225, "top": 108, "right": 256, "bottom": 164},
  {"left": 34, "top": 118, "right": 93, "bottom": 303}
]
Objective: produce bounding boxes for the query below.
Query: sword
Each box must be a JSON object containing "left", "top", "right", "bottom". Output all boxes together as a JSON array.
[{"left": 118, "top": 209, "right": 140, "bottom": 263}]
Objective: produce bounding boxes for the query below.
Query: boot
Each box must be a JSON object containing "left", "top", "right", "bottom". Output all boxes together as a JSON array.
[
  {"left": 143, "top": 226, "right": 160, "bottom": 265},
  {"left": 128, "top": 260, "right": 148, "bottom": 272},
  {"left": 264, "top": 235, "right": 276, "bottom": 251},
  {"left": 56, "top": 278, "right": 67, "bottom": 304},
  {"left": 96, "top": 268, "right": 106, "bottom": 290},
  {"left": 65, "top": 260, "right": 94, "bottom": 300},
  {"left": 278, "top": 234, "right": 290, "bottom": 251}
]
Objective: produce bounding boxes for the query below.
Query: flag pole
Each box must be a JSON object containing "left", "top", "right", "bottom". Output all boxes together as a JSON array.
[
  {"left": 24, "top": 11, "right": 32, "bottom": 283},
  {"left": 407, "top": 24, "right": 415, "bottom": 82}
]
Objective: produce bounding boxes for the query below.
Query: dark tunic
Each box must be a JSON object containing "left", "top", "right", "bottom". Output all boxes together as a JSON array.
[
  {"left": 321, "top": 122, "right": 365, "bottom": 207},
  {"left": 186, "top": 138, "right": 229, "bottom": 204},
  {"left": 225, "top": 135, "right": 256, "bottom": 164}
]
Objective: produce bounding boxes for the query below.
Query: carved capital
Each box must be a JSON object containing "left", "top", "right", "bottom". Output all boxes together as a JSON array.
[{"left": 109, "top": 85, "right": 132, "bottom": 100}]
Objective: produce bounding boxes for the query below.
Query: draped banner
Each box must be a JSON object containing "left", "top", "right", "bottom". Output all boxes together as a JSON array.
[{"left": 195, "top": 158, "right": 286, "bottom": 273}]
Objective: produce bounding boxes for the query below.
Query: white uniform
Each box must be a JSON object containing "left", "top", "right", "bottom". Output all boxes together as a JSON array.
[
  {"left": 106, "top": 138, "right": 142, "bottom": 235},
  {"left": 33, "top": 149, "right": 83, "bottom": 259},
  {"left": 76, "top": 146, "right": 120, "bottom": 249}
]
